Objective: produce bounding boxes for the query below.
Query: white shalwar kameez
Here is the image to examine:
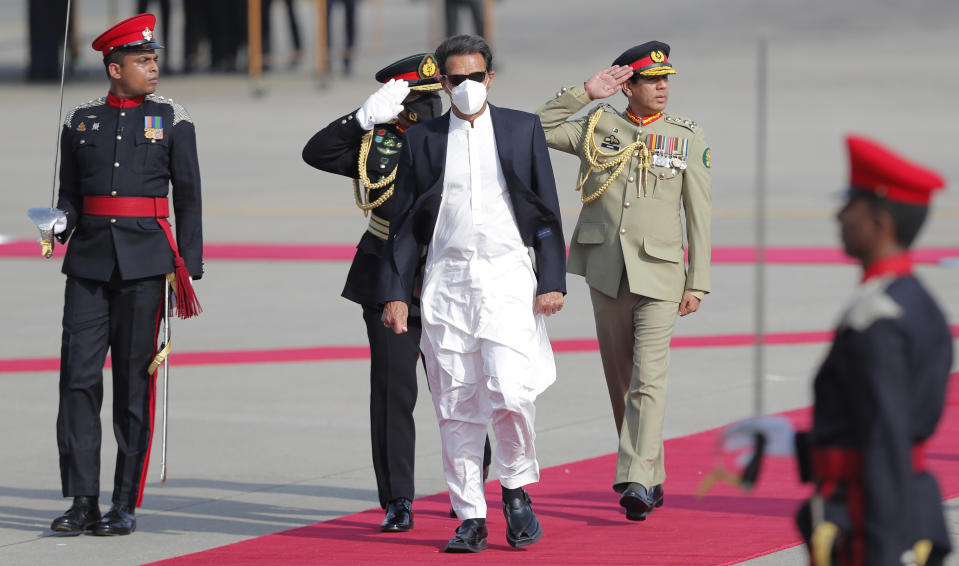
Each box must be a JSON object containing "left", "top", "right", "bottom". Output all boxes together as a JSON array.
[{"left": 421, "top": 107, "right": 556, "bottom": 519}]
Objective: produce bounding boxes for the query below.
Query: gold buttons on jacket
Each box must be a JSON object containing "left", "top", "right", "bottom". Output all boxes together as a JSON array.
[
  {"left": 111, "top": 190, "right": 117, "bottom": 196},
  {"left": 620, "top": 228, "right": 626, "bottom": 234},
  {"left": 120, "top": 112, "right": 126, "bottom": 117},
  {"left": 110, "top": 219, "right": 116, "bottom": 223},
  {"left": 628, "top": 176, "right": 635, "bottom": 183},
  {"left": 116, "top": 135, "right": 122, "bottom": 140},
  {"left": 114, "top": 162, "right": 119, "bottom": 167},
  {"left": 624, "top": 202, "right": 631, "bottom": 208}
]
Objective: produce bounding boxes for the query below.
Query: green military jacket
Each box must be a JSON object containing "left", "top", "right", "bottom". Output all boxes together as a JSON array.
[{"left": 535, "top": 84, "right": 711, "bottom": 302}]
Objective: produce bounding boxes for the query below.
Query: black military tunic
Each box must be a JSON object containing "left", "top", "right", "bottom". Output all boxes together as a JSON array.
[
  {"left": 56, "top": 92, "right": 202, "bottom": 508},
  {"left": 796, "top": 259, "right": 952, "bottom": 566},
  {"left": 303, "top": 111, "right": 423, "bottom": 508}
]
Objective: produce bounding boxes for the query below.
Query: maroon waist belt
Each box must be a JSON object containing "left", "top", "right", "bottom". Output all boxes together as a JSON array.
[
  {"left": 811, "top": 443, "right": 926, "bottom": 482},
  {"left": 81, "top": 195, "right": 200, "bottom": 318},
  {"left": 83, "top": 196, "right": 169, "bottom": 218}
]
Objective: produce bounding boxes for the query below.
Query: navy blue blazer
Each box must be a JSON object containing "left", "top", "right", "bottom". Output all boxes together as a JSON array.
[{"left": 380, "top": 104, "right": 566, "bottom": 304}]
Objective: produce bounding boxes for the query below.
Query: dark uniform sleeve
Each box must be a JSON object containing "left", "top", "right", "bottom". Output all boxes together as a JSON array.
[
  {"left": 55, "top": 124, "right": 81, "bottom": 243},
  {"left": 528, "top": 114, "right": 566, "bottom": 296},
  {"left": 846, "top": 319, "right": 914, "bottom": 564},
  {"left": 378, "top": 140, "right": 417, "bottom": 305},
  {"left": 302, "top": 110, "right": 367, "bottom": 176},
  {"left": 170, "top": 114, "right": 203, "bottom": 279}
]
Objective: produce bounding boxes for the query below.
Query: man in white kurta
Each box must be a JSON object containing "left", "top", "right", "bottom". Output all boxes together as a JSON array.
[
  {"left": 382, "top": 37, "right": 566, "bottom": 553},
  {"left": 421, "top": 105, "right": 556, "bottom": 523},
  {"left": 379, "top": 36, "right": 566, "bottom": 552}
]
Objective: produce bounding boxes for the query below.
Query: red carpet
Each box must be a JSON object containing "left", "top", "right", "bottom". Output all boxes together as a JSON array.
[
  {"left": 3, "top": 327, "right": 957, "bottom": 375},
  {"left": 147, "top": 374, "right": 959, "bottom": 566},
  {"left": 3, "top": 239, "right": 958, "bottom": 264}
]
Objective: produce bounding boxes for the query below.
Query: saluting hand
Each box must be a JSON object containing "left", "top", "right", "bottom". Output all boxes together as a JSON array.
[
  {"left": 356, "top": 79, "right": 411, "bottom": 130},
  {"left": 534, "top": 291, "right": 564, "bottom": 317},
  {"left": 584, "top": 65, "right": 635, "bottom": 100}
]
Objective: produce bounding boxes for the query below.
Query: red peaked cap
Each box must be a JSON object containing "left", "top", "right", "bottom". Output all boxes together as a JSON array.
[
  {"left": 847, "top": 134, "right": 944, "bottom": 206},
  {"left": 91, "top": 13, "right": 164, "bottom": 56}
]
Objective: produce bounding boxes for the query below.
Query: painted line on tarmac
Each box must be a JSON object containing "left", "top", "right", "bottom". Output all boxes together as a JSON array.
[
  {"left": 2, "top": 239, "right": 959, "bottom": 264},
  {"left": 3, "top": 327, "right": 956, "bottom": 375}
]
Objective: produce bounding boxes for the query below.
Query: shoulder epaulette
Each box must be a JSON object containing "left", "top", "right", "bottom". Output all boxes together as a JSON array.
[
  {"left": 146, "top": 94, "right": 194, "bottom": 126},
  {"left": 840, "top": 280, "right": 903, "bottom": 332},
  {"left": 63, "top": 97, "right": 105, "bottom": 128},
  {"left": 664, "top": 113, "right": 699, "bottom": 133}
]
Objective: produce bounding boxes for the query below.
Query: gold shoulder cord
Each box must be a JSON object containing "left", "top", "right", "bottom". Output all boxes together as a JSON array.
[
  {"left": 577, "top": 107, "right": 651, "bottom": 205},
  {"left": 353, "top": 130, "right": 397, "bottom": 216}
]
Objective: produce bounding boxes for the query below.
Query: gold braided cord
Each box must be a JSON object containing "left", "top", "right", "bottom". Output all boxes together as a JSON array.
[
  {"left": 639, "top": 67, "right": 676, "bottom": 77},
  {"left": 409, "top": 83, "right": 443, "bottom": 92},
  {"left": 577, "top": 107, "right": 650, "bottom": 205},
  {"left": 353, "top": 130, "right": 397, "bottom": 214}
]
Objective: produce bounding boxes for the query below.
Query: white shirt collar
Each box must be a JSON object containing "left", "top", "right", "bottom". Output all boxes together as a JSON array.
[{"left": 449, "top": 105, "right": 492, "bottom": 132}]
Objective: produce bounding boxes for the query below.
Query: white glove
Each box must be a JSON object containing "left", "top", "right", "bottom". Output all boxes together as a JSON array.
[
  {"left": 53, "top": 209, "right": 67, "bottom": 234},
  {"left": 355, "top": 79, "right": 410, "bottom": 131},
  {"left": 721, "top": 415, "right": 795, "bottom": 468}
]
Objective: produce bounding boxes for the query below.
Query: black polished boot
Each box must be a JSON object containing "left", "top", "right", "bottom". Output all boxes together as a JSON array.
[
  {"left": 50, "top": 496, "right": 101, "bottom": 533},
  {"left": 619, "top": 483, "right": 653, "bottom": 521},
  {"left": 380, "top": 498, "right": 413, "bottom": 532},
  {"left": 91, "top": 503, "right": 136, "bottom": 536}
]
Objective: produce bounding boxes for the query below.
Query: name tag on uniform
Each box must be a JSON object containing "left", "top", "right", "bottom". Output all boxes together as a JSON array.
[{"left": 144, "top": 116, "right": 163, "bottom": 140}]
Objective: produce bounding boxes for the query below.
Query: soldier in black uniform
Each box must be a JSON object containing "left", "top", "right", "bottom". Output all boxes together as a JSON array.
[
  {"left": 792, "top": 135, "right": 952, "bottom": 566},
  {"left": 49, "top": 13, "right": 202, "bottom": 536},
  {"left": 302, "top": 53, "right": 491, "bottom": 532}
]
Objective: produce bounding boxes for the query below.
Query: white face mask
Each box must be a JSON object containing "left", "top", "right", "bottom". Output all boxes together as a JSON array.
[{"left": 449, "top": 78, "right": 488, "bottom": 115}]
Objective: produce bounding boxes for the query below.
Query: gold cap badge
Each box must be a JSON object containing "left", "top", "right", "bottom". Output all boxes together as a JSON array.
[
  {"left": 419, "top": 55, "right": 438, "bottom": 79},
  {"left": 650, "top": 50, "right": 665, "bottom": 63},
  {"left": 142, "top": 27, "right": 153, "bottom": 41}
]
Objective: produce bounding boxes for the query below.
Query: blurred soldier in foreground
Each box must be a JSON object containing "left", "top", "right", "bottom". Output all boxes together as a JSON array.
[
  {"left": 535, "top": 41, "right": 711, "bottom": 521},
  {"left": 794, "top": 135, "right": 952, "bottom": 565},
  {"left": 722, "top": 135, "right": 951, "bottom": 566},
  {"left": 50, "top": 13, "right": 202, "bottom": 536}
]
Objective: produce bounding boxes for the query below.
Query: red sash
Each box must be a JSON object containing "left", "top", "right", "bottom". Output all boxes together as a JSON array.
[{"left": 82, "top": 196, "right": 201, "bottom": 318}]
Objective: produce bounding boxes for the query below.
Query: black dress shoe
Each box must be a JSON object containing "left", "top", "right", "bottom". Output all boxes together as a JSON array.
[
  {"left": 503, "top": 489, "right": 543, "bottom": 548},
  {"left": 649, "top": 484, "right": 664, "bottom": 510},
  {"left": 91, "top": 504, "right": 136, "bottom": 536},
  {"left": 619, "top": 483, "right": 653, "bottom": 521},
  {"left": 50, "top": 496, "right": 101, "bottom": 533},
  {"left": 444, "top": 519, "right": 488, "bottom": 553},
  {"left": 380, "top": 498, "right": 413, "bottom": 532}
]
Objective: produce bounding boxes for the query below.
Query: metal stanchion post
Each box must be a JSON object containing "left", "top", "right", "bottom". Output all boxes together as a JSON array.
[{"left": 753, "top": 37, "right": 768, "bottom": 417}]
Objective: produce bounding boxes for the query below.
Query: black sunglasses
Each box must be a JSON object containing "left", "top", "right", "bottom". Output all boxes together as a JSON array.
[{"left": 444, "top": 71, "right": 488, "bottom": 86}]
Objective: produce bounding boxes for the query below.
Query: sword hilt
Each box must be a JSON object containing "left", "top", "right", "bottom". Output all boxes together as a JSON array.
[{"left": 40, "top": 237, "right": 54, "bottom": 258}]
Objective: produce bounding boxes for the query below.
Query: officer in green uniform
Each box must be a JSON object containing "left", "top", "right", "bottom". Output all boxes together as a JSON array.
[{"left": 535, "top": 41, "right": 711, "bottom": 521}]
